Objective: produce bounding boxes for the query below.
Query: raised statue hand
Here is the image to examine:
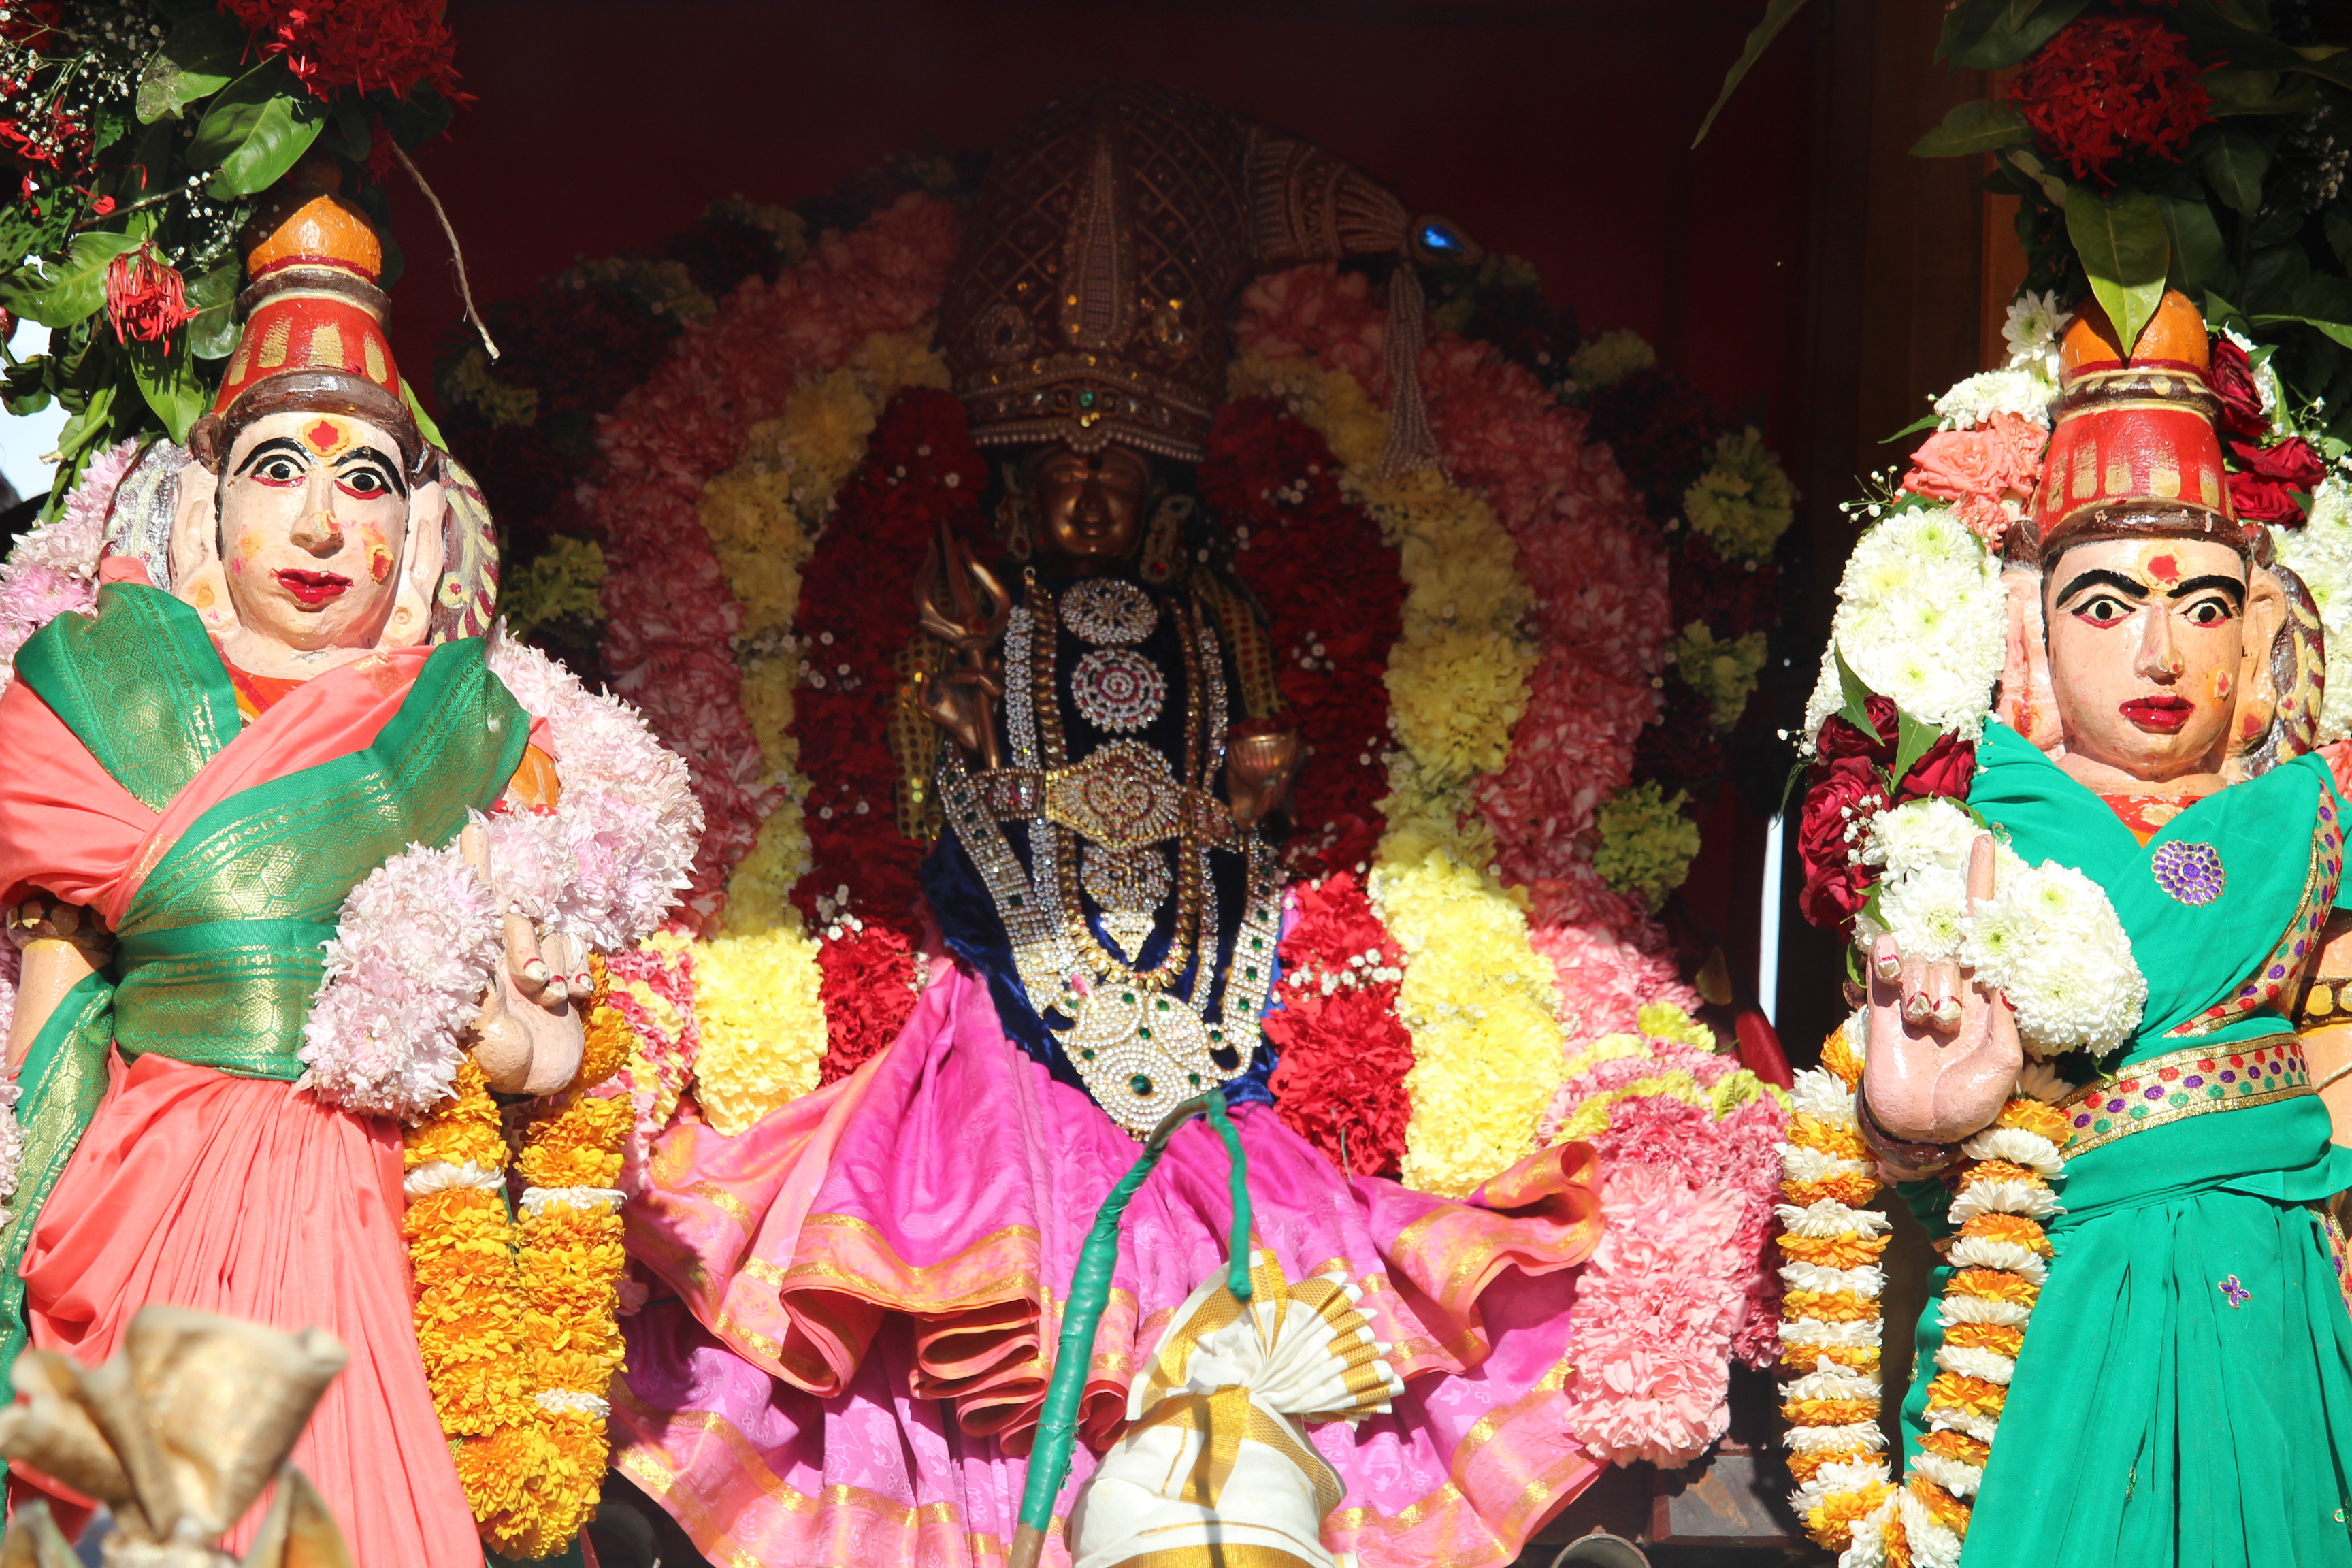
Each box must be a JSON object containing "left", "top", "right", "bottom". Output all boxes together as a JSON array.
[
  {"left": 1860, "top": 833, "right": 2023, "bottom": 1160},
  {"left": 457, "top": 822, "right": 587, "bottom": 1095},
  {"left": 913, "top": 519, "right": 1013, "bottom": 770},
  {"left": 1226, "top": 717, "right": 1302, "bottom": 831}
]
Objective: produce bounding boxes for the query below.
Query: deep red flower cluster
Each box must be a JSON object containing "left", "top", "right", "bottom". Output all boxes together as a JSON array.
[
  {"left": 2227, "top": 434, "right": 2328, "bottom": 525},
  {"left": 1795, "top": 696, "right": 1978, "bottom": 936},
  {"left": 103, "top": 244, "right": 194, "bottom": 345},
  {"left": 220, "top": 0, "right": 464, "bottom": 101},
  {"left": 1262, "top": 872, "right": 1414, "bottom": 1177},
  {"left": 2012, "top": 15, "right": 2210, "bottom": 180},
  {"left": 789, "top": 388, "right": 990, "bottom": 936},
  {"left": 1200, "top": 398, "right": 1402, "bottom": 879},
  {"left": 815, "top": 921, "right": 923, "bottom": 1085},
  {"left": 2208, "top": 336, "right": 2269, "bottom": 439}
]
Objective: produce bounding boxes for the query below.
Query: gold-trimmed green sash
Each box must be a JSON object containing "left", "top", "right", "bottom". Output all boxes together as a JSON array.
[{"left": 2055, "top": 1035, "right": 2309, "bottom": 1156}]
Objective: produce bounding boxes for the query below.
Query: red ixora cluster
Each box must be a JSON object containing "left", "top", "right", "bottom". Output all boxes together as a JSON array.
[
  {"left": 2012, "top": 14, "right": 2210, "bottom": 180},
  {"left": 218, "top": 0, "right": 463, "bottom": 101},
  {"left": 102, "top": 244, "right": 193, "bottom": 344}
]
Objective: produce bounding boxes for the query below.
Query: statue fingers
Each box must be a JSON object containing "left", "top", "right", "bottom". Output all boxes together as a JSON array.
[
  {"left": 1869, "top": 935, "right": 1901, "bottom": 987},
  {"left": 1925, "top": 959, "right": 1963, "bottom": 1033},
  {"left": 1899, "top": 956, "right": 1935, "bottom": 1026},
  {"left": 1967, "top": 832, "right": 1999, "bottom": 910},
  {"left": 504, "top": 911, "right": 560, "bottom": 1004}
]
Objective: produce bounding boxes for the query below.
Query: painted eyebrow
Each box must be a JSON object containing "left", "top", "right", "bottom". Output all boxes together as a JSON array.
[
  {"left": 333, "top": 444, "right": 408, "bottom": 498},
  {"left": 232, "top": 437, "right": 312, "bottom": 476},
  {"left": 2168, "top": 574, "right": 2245, "bottom": 608},
  {"left": 2055, "top": 569, "right": 2150, "bottom": 604}
]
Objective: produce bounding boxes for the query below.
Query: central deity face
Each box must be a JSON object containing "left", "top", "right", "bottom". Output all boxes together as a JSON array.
[
  {"left": 2041, "top": 535, "right": 2261, "bottom": 783},
  {"left": 218, "top": 410, "right": 411, "bottom": 653},
  {"left": 1028, "top": 443, "right": 1151, "bottom": 573}
]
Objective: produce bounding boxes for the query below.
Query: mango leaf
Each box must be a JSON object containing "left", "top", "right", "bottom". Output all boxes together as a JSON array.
[
  {"left": 2200, "top": 127, "right": 2270, "bottom": 214},
  {"left": 1912, "top": 99, "right": 2031, "bottom": 159},
  {"left": 1694, "top": 0, "right": 1812, "bottom": 148},
  {"left": 326, "top": 99, "right": 371, "bottom": 162},
  {"left": 183, "top": 262, "right": 240, "bottom": 360},
  {"left": 1942, "top": 0, "right": 2088, "bottom": 69},
  {"left": 2201, "top": 67, "right": 2321, "bottom": 117},
  {"left": 2159, "top": 195, "right": 2231, "bottom": 297},
  {"left": 50, "top": 384, "right": 118, "bottom": 475},
  {"left": 1891, "top": 710, "right": 1946, "bottom": 789},
  {"left": 129, "top": 340, "right": 206, "bottom": 442},
  {"left": 188, "top": 60, "right": 325, "bottom": 197},
  {"left": 1833, "top": 646, "right": 1884, "bottom": 745},
  {"left": 2066, "top": 186, "right": 2170, "bottom": 355},
  {"left": 400, "top": 379, "right": 446, "bottom": 450},
  {"left": 0, "top": 231, "right": 144, "bottom": 328},
  {"left": 2000, "top": 146, "right": 2072, "bottom": 206},
  {"left": 2173, "top": 2, "right": 2352, "bottom": 93},
  {"left": 135, "top": 11, "right": 247, "bottom": 124}
]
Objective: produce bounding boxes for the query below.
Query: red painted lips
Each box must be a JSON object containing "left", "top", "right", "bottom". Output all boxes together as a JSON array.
[
  {"left": 277, "top": 568, "right": 350, "bottom": 608},
  {"left": 2120, "top": 694, "right": 2195, "bottom": 733}
]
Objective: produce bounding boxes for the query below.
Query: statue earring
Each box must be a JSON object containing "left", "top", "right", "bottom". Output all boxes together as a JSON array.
[{"left": 1137, "top": 495, "right": 1192, "bottom": 585}]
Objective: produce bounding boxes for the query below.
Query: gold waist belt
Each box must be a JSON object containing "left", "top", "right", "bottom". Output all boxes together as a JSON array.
[
  {"left": 969, "top": 744, "right": 1233, "bottom": 851},
  {"left": 2055, "top": 1035, "right": 2309, "bottom": 1156}
]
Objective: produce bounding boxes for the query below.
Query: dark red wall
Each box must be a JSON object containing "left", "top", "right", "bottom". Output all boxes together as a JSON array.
[{"left": 383, "top": 0, "right": 1824, "bottom": 983}]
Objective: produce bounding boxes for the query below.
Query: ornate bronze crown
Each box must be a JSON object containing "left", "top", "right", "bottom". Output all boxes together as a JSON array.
[{"left": 941, "top": 81, "right": 1475, "bottom": 462}]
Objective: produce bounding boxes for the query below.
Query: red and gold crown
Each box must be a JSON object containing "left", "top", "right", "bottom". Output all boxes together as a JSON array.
[
  {"left": 197, "top": 158, "right": 425, "bottom": 476},
  {"left": 941, "top": 82, "right": 1476, "bottom": 462},
  {"left": 2011, "top": 289, "right": 2241, "bottom": 561}
]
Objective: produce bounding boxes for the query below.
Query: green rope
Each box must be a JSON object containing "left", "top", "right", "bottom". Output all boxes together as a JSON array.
[{"left": 1014, "top": 1091, "right": 1254, "bottom": 1535}]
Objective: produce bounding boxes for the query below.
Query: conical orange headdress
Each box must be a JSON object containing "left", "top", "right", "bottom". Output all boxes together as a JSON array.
[{"left": 190, "top": 159, "right": 431, "bottom": 481}]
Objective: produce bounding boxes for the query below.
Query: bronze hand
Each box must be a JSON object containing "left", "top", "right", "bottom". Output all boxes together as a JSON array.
[
  {"left": 1226, "top": 717, "right": 1303, "bottom": 832},
  {"left": 914, "top": 518, "right": 1012, "bottom": 768}
]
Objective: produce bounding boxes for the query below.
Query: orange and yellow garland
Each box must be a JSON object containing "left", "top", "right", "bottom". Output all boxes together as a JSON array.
[
  {"left": 404, "top": 956, "right": 638, "bottom": 1558},
  {"left": 1778, "top": 1014, "right": 2070, "bottom": 1567}
]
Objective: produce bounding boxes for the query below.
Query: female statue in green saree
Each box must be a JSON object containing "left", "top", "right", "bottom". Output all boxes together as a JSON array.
[{"left": 1788, "top": 288, "right": 2352, "bottom": 1568}]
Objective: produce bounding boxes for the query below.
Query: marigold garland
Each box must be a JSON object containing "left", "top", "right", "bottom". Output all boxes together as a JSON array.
[
  {"left": 404, "top": 958, "right": 638, "bottom": 1556},
  {"left": 1776, "top": 1014, "right": 2070, "bottom": 1567}
]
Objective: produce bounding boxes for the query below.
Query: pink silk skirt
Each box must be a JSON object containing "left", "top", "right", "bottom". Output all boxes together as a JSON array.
[
  {"left": 16, "top": 1053, "right": 481, "bottom": 1567},
  {"left": 617, "top": 962, "right": 1605, "bottom": 1568}
]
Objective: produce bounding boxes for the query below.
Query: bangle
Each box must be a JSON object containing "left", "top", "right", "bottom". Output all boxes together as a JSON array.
[
  {"left": 2302, "top": 977, "right": 2352, "bottom": 1027},
  {"left": 1855, "top": 1088, "right": 1961, "bottom": 1175},
  {"left": 2317, "top": 1059, "right": 2352, "bottom": 1096}
]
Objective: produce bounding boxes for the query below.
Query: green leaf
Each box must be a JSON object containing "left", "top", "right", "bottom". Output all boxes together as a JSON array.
[
  {"left": 1884, "top": 412, "right": 1942, "bottom": 444},
  {"left": 2159, "top": 195, "right": 2231, "bottom": 297},
  {"left": 183, "top": 263, "right": 239, "bottom": 360},
  {"left": 2200, "top": 128, "right": 2270, "bottom": 215},
  {"left": 400, "top": 378, "right": 446, "bottom": 451},
  {"left": 2065, "top": 186, "right": 2171, "bottom": 355},
  {"left": 50, "top": 383, "right": 118, "bottom": 475},
  {"left": 1999, "top": 146, "right": 2072, "bottom": 206},
  {"left": 2200, "top": 68, "right": 2321, "bottom": 117},
  {"left": 187, "top": 60, "right": 326, "bottom": 197},
  {"left": 135, "top": 11, "right": 249, "bottom": 124},
  {"left": 0, "top": 231, "right": 144, "bottom": 329},
  {"left": 2249, "top": 312, "right": 2352, "bottom": 350},
  {"left": 1942, "top": 0, "right": 2089, "bottom": 69},
  {"left": 326, "top": 99, "right": 371, "bottom": 162},
  {"left": 128, "top": 340, "right": 206, "bottom": 443},
  {"left": 1891, "top": 710, "right": 1946, "bottom": 787},
  {"left": 1693, "top": 0, "right": 1813, "bottom": 148},
  {"left": 1832, "top": 646, "right": 1883, "bottom": 745},
  {"left": 1912, "top": 99, "right": 2031, "bottom": 159}
]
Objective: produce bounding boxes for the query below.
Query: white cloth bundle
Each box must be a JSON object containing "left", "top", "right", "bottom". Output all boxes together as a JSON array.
[{"left": 1068, "top": 1250, "right": 1404, "bottom": 1568}]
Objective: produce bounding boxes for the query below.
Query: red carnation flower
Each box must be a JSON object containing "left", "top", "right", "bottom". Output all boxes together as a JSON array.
[
  {"left": 2208, "top": 336, "right": 2270, "bottom": 439},
  {"left": 220, "top": 0, "right": 465, "bottom": 101},
  {"left": 103, "top": 244, "right": 194, "bottom": 345},
  {"left": 2012, "top": 16, "right": 2210, "bottom": 180},
  {"left": 815, "top": 922, "right": 921, "bottom": 1085},
  {"left": 2228, "top": 435, "right": 2329, "bottom": 525},
  {"left": 1797, "top": 757, "right": 1889, "bottom": 935}
]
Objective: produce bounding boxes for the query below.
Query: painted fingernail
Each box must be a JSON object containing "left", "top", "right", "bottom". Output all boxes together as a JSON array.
[
  {"left": 522, "top": 960, "right": 550, "bottom": 985},
  {"left": 1931, "top": 997, "right": 1963, "bottom": 1030},
  {"left": 1903, "top": 993, "right": 1932, "bottom": 1024},
  {"left": 573, "top": 973, "right": 593, "bottom": 996},
  {"left": 1873, "top": 952, "right": 1901, "bottom": 982},
  {"left": 544, "top": 979, "right": 570, "bottom": 1006}
]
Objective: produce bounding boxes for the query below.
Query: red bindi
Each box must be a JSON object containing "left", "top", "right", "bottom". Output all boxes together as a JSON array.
[
  {"left": 2149, "top": 553, "right": 2180, "bottom": 585},
  {"left": 307, "top": 419, "right": 340, "bottom": 452}
]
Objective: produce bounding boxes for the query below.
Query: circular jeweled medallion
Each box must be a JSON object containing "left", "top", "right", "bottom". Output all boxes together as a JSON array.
[
  {"left": 2152, "top": 840, "right": 2226, "bottom": 906},
  {"left": 1061, "top": 577, "right": 1158, "bottom": 646},
  {"left": 1063, "top": 984, "right": 1230, "bottom": 1136},
  {"left": 1071, "top": 647, "right": 1166, "bottom": 733}
]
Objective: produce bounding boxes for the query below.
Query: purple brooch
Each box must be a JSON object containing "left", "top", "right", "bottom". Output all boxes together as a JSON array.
[
  {"left": 2220, "top": 1274, "right": 2251, "bottom": 1309},
  {"left": 2152, "top": 840, "right": 2226, "bottom": 906}
]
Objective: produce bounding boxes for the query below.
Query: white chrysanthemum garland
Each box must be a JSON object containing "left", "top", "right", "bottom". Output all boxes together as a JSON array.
[
  {"left": 1854, "top": 798, "right": 2145, "bottom": 1059},
  {"left": 1800, "top": 503, "right": 2008, "bottom": 747},
  {"left": 297, "top": 632, "right": 702, "bottom": 1120},
  {"left": 1778, "top": 1015, "right": 2075, "bottom": 1568}
]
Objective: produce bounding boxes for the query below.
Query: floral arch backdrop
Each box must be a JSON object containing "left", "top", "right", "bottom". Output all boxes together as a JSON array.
[{"left": 437, "top": 152, "right": 1800, "bottom": 1463}]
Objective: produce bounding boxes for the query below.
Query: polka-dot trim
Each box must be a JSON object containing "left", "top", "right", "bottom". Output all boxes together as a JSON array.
[
  {"left": 2167, "top": 803, "right": 2342, "bottom": 1039},
  {"left": 2059, "top": 1037, "right": 2309, "bottom": 1156}
]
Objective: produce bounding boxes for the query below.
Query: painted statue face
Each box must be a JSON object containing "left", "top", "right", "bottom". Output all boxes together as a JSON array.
[
  {"left": 2043, "top": 536, "right": 2251, "bottom": 782},
  {"left": 218, "top": 410, "right": 410, "bottom": 653},
  {"left": 1029, "top": 443, "right": 1150, "bottom": 572}
]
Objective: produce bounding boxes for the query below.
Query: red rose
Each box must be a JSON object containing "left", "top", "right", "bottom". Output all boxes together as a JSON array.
[
  {"left": 1798, "top": 758, "right": 1889, "bottom": 934},
  {"left": 2208, "top": 336, "right": 2268, "bottom": 439},
  {"left": 1815, "top": 696, "right": 1899, "bottom": 768},
  {"left": 1894, "top": 734, "right": 1976, "bottom": 804},
  {"left": 2227, "top": 436, "right": 2328, "bottom": 525}
]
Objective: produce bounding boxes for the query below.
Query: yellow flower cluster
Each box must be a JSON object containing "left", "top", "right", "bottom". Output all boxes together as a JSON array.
[
  {"left": 1684, "top": 426, "right": 1795, "bottom": 565},
  {"left": 1229, "top": 351, "right": 1556, "bottom": 1197},
  {"left": 1592, "top": 781, "right": 1703, "bottom": 912},
  {"left": 668, "top": 924, "right": 827, "bottom": 1135},
  {"left": 500, "top": 536, "right": 607, "bottom": 644},
  {"left": 1776, "top": 1015, "right": 2070, "bottom": 1567},
  {"left": 698, "top": 330, "right": 949, "bottom": 935},
  {"left": 404, "top": 958, "right": 640, "bottom": 1559},
  {"left": 1669, "top": 620, "right": 1769, "bottom": 730}
]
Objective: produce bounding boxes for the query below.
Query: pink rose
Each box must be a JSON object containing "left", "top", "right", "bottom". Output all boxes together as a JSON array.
[{"left": 1902, "top": 411, "right": 2045, "bottom": 523}]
